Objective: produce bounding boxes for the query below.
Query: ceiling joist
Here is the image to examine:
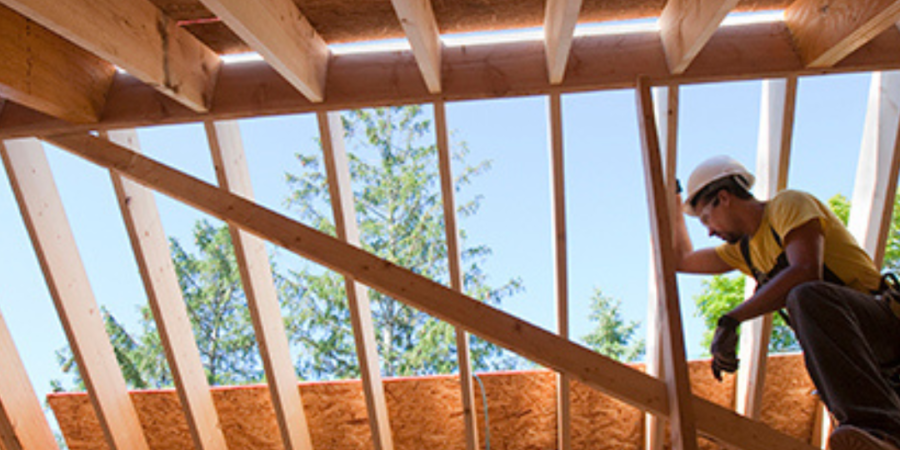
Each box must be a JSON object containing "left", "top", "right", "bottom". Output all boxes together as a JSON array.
[
  {"left": 0, "top": 0, "right": 221, "bottom": 112},
  {"left": 544, "top": 0, "right": 584, "bottom": 84},
  {"left": 42, "top": 131, "right": 817, "bottom": 450},
  {"left": 0, "top": 4, "right": 114, "bottom": 123},
  {"left": 659, "top": 0, "right": 741, "bottom": 74},
  {"left": 786, "top": 0, "right": 900, "bottom": 68},
  {"left": 390, "top": 0, "right": 442, "bottom": 93},
  {"left": 197, "top": 0, "right": 328, "bottom": 102}
]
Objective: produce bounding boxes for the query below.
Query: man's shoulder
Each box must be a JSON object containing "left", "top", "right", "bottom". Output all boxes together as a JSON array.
[{"left": 768, "top": 189, "right": 823, "bottom": 212}]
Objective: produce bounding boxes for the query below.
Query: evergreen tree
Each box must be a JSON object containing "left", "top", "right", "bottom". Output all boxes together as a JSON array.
[{"left": 581, "top": 289, "right": 644, "bottom": 362}]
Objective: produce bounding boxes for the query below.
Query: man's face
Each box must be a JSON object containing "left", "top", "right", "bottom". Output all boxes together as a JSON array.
[{"left": 697, "top": 192, "right": 742, "bottom": 244}]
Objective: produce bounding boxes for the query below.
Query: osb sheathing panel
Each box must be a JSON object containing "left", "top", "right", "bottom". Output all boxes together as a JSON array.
[
  {"left": 151, "top": 0, "right": 791, "bottom": 54},
  {"left": 48, "top": 354, "right": 818, "bottom": 450}
]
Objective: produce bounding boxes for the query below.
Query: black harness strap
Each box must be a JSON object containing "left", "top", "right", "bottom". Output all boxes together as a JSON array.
[{"left": 739, "top": 226, "right": 846, "bottom": 328}]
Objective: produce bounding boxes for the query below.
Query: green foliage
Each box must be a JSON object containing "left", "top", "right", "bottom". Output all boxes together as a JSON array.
[
  {"left": 581, "top": 289, "right": 644, "bottom": 362},
  {"left": 283, "top": 106, "right": 524, "bottom": 378}
]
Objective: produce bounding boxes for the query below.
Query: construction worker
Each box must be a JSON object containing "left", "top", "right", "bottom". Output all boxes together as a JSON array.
[{"left": 674, "top": 155, "right": 900, "bottom": 449}]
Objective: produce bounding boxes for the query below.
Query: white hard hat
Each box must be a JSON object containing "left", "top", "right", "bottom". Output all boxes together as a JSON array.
[{"left": 683, "top": 155, "right": 755, "bottom": 216}]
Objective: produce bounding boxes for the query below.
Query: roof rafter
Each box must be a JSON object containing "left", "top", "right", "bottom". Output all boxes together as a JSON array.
[
  {"left": 786, "top": 0, "right": 900, "bottom": 68},
  {"left": 0, "top": 4, "right": 114, "bottom": 123},
  {"left": 390, "top": 0, "right": 442, "bottom": 93},
  {"left": 43, "top": 131, "right": 818, "bottom": 450},
  {"left": 0, "top": 0, "right": 220, "bottom": 112},
  {"left": 197, "top": 0, "right": 329, "bottom": 102},
  {"left": 544, "top": 0, "right": 584, "bottom": 84},
  {"left": 659, "top": 0, "right": 740, "bottom": 74}
]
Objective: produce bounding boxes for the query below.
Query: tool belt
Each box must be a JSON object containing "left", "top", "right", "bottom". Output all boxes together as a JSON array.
[{"left": 877, "top": 273, "right": 900, "bottom": 320}]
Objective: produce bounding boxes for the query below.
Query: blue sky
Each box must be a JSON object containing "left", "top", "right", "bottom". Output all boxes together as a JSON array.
[{"left": 0, "top": 71, "right": 874, "bottom": 423}]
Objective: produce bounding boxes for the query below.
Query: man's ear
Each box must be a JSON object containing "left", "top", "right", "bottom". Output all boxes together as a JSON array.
[{"left": 717, "top": 189, "right": 731, "bottom": 207}]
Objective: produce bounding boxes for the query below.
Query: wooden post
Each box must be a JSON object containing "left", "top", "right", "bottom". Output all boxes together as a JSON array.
[
  {"left": 635, "top": 77, "right": 698, "bottom": 450},
  {"left": 645, "top": 84, "right": 679, "bottom": 450},
  {"left": 0, "top": 138, "right": 150, "bottom": 450},
  {"left": 735, "top": 77, "right": 796, "bottom": 419},
  {"left": 205, "top": 121, "right": 315, "bottom": 450},
  {"left": 434, "top": 100, "right": 480, "bottom": 450},
  {"left": 316, "top": 111, "right": 395, "bottom": 450},
  {"left": 104, "top": 129, "right": 229, "bottom": 450}
]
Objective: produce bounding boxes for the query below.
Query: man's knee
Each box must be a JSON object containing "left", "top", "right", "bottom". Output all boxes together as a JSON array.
[{"left": 786, "top": 280, "right": 836, "bottom": 316}]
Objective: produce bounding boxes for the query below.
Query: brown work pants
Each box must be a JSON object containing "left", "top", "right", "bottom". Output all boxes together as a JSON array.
[{"left": 786, "top": 281, "right": 900, "bottom": 445}]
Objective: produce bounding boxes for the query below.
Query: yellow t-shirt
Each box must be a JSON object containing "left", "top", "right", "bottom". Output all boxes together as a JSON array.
[{"left": 715, "top": 190, "right": 880, "bottom": 293}]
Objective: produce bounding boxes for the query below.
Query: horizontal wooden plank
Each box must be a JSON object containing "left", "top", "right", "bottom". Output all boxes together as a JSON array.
[
  {"left": 0, "top": 4, "right": 114, "bottom": 123},
  {"left": 5, "top": 21, "right": 900, "bottom": 137},
  {"left": 45, "top": 132, "right": 817, "bottom": 450}
]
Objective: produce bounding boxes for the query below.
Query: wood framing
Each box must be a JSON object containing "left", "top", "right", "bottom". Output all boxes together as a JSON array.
[
  {"left": 786, "top": 0, "right": 900, "bottom": 68},
  {"left": 735, "top": 77, "right": 796, "bottom": 420},
  {"left": 547, "top": 92, "right": 571, "bottom": 450},
  {"left": 659, "top": 0, "right": 740, "bottom": 74},
  {"left": 0, "top": 309, "right": 58, "bottom": 450},
  {"left": 104, "top": 129, "right": 229, "bottom": 450},
  {"left": 849, "top": 71, "right": 900, "bottom": 268},
  {"left": 433, "top": 100, "right": 479, "bottom": 450},
  {"left": 204, "top": 120, "right": 315, "bottom": 450},
  {"left": 635, "top": 77, "right": 698, "bottom": 450},
  {"left": 42, "top": 131, "right": 819, "bottom": 450},
  {"left": 196, "top": 0, "right": 328, "bottom": 102},
  {"left": 0, "top": 4, "right": 114, "bottom": 123},
  {"left": 391, "top": 0, "right": 442, "bottom": 93},
  {"left": 0, "top": 0, "right": 221, "bottom": 112},
  {"left": 316, "top": 111, "right": 395, "bottom": 450},
  {"left": 7, "top": 20, "right": 900, "bottom": 139},
  {"left": 645, "top": 85, "right": 679, "bottom": 450},
  {"left": 0, "top": 138, "right": 150, "bottom": 450},
  {"left": 544, "top": 0, "right": 584, "bottom": 84}
]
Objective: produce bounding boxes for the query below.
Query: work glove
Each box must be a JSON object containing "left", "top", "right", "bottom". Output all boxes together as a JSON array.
[{"left": 710, "top": 315, "right": 740, "bottom": 381}]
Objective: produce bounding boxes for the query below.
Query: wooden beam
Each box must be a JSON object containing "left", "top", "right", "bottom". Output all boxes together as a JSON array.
[
  {"left": 316, "top": 111, "right": 395, "bottom": 450},
  {"left": 645, "top": 84, "right": 679, "bottom": 450},
  {"left": 9, "top": 20, "right": 900, "bottom": 139},
  {"left": 0, "top": 0, "right": 221, "bottom": 112},
  {"left": 547, "top": 92, "right": 571, "bottom": 450},
  {"left": 849, "top": 71, "right": 900, "bottom": 268},
  {"left": 735, "top": 77, "right": 796, "bottom": 420},
  {"left": 635, "top": 77, "right": 698, "bottom": 450},
  {"left": 0, "top": 308, "right": 58, "bottom": 450},
  {"left": 786, "top": 0, "right": 900, "bottom": 68},
  {"left": 0, "top": 138, "right": 150, "bottom": 450},
  {"left": 390, "top": 0, "right": 442, "bottom": 93},
  {"left": 659, "top": 0, "right": 740, "bottom": 74},
  {"left": 43, "top": 131, "right": 819, "bottom": 450},
  {"left": 204, "top": 120, "right": 315, "bottom": 450},
  {"left": 104, "top": 129, "right": 229, "bottom": 450},
  {"left": 0, "top": 4, "right": 114, "bottom": 123},
  {"left": 434, "top": 100, "right": 479, "bottom": 450},
  {"left": 544, "top": 0, "right": 584, "bottom": 84},
  {"left": 196, "top": 0, "right": 328, "bottom": 102}
]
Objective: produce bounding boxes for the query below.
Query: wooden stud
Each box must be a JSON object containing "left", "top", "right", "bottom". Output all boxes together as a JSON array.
[
  {"left": 786, "top": 0, "right": 900, "bottom": 68},
  {"left": 544, "top": 0, "right": 584, "bottom": 84},
  {"left": 44, "top": 131, "right": 820, "bottom": 450},
  {"left": 0, "top": 308, "right": 58, "bottom": 450},
  {"left": 104, "top": 129, "right": 229, "bottom": 450},
  {"left": 0, "top": 4, "right": 114, "bottom": 123},
  {"left": 0, "top": 0, "right": 221, "bottom": 112},
  {"left": 0, "top": 138, "right": 150, "bottom": 450},
  {"left": 434, "top": 100, "right": 479, "bottom": 450},
  {"left": 547, "top": 92, "right": 571, "bottom": 450},
  {"left": 316, "top": 111, "right": 395, "bottom": 450},
  {"left": 196, "top": 0, "right": 328, "bottom": 103},
  {"left": 390, "top": 0, "right": 442, "bottom": 93},
  {"left": 204, "top": 121, "right": 315, "bottom": 450},
  {"left": 645, "top": 84, "right": 679, "bottom": 450},
  {"left": 635, "top": 77, "right": 698, "bottom": 450},
  {"left": 659, "top": 0, "right": 740, "bottom": 74},
  {"left": 10, "top": 21, "right": 900, "bottom": 139},
  {"left": 736, "top": 77, "right": 796, "bottom": 419},
  {"left": 849, "top": 71, "right": 900, "bottom": 268}
]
